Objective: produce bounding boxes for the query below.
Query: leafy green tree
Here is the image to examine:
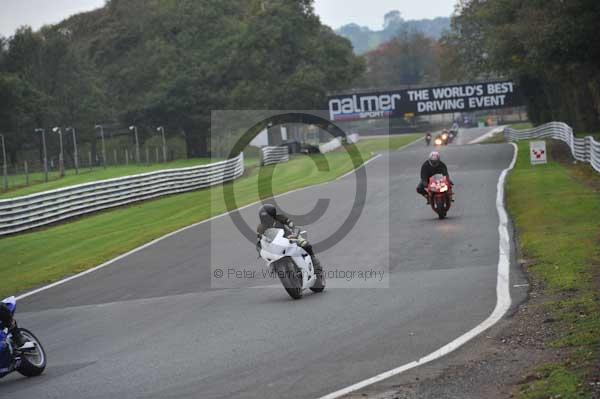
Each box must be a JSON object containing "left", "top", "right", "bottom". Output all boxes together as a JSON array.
[
  {"left": 0, "top": 0, "right": 363, "bottom": 159},
  {"left": 449, "top": 0, "right": 600, "bottom": 131}
]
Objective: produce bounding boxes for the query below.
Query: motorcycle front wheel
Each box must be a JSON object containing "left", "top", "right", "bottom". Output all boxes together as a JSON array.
[
  {"left": 15, "top": 328, "right": 46, "bottom": 377},
  {"left": 276, "top": 259, "right": 303, "bottom": 300},
  {"left": 435, "top": 197, "right": 447, "bottom": 219}
]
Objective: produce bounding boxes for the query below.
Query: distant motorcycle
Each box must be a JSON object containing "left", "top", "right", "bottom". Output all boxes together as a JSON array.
[
  {"left": 448, "top": 131, "right": 456, "bottom": 143},
  {"left": 426, "top": 174, "right": 454, "bottom": 219},
  {"left": 425, "top": 133, "right": 432, "bottom": 146},
  {"left": 451, "top": 122, "right": 460, "bottom": 136},
  {"left": 0, "top": 297, "right": 47, "bottom": 379},
  {"left": 440, "top": 131, "right": 450, "bottom": 145},
  {"left": 258, "top": 228, "right": 325, "bottom": 300},
  {"left": 434, "top": 133, "right": 448, "bottom": 146}
]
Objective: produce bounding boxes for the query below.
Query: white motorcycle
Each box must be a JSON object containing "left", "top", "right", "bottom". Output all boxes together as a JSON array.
[{"left": 259, "top": 228, "right": 325, "bottom": 300}]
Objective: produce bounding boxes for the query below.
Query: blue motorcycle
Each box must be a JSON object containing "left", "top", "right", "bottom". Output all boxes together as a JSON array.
[{"left": 0, "top": 297, "right": 46, "bottom": 379}]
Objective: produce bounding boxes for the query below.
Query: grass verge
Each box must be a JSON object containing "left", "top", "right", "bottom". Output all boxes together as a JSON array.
[
  {"left": 481, "top": 132, "right": 507, "bottom": 144},
  {"left": 507, "top": 141, "right": 600, "bottom": 398},
  {"left": 0, "top": 135, "right": 419, "bottom": 298},
  {"left": 510, "top": 122, "right": 534, "bottom": 130},
  {"left": 479, "top": 123, "right": 534, "bottom": 144},
  {"left": 575, "top": 131, "right": 600, "bottom": 140}
]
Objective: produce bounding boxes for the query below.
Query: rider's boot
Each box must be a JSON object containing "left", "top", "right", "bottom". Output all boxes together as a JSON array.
[
  {"left": 312, "top": 256, "right": 323, "bottom": 277},
  {"left": 9, "top": 321, "right": 30, "bottom": 350}
]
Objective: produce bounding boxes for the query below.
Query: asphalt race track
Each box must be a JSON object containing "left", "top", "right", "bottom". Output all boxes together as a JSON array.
[{"left": 1, "top": 127, "right": 517, "bottom": 399}]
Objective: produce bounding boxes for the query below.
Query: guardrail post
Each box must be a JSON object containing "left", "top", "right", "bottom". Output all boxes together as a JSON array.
[
  {"left": 145, "top": 147, "right": 150, "bottom": 165},
  {"left": 113, "top": 149, "right": 117, "bottom": 165},
  {"left": 125, "top": 149, "right": 129, "bottom": 165},
  {"left": 24, "top": 161, "right": 29, "bottom": 186}
]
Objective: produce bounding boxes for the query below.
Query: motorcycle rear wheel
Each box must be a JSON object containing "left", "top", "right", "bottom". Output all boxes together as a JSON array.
[{"left": 310, "top": 271, "right": 326, "bottom": 293}]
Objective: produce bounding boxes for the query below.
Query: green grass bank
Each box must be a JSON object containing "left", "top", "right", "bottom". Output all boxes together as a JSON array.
[{"left": 507, "top": 141, "right": 600, "bottom": 398}]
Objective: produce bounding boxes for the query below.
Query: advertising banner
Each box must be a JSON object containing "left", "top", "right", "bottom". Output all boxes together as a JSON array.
[{"left": 328, "top": 81, "right": 521, "bottom": 122}]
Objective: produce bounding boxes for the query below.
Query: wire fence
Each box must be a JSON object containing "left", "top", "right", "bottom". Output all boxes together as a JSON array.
[{"left": 1, "top": 126, "right": 190, "bottom": 192}]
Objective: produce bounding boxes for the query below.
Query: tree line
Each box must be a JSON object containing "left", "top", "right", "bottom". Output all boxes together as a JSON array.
[
  {"left": 0, "top": 0, "right": 364, "bottom": 165},
  {"left": 356, "top": 1, "right": 599, "bottom": 133},
  {"left": 337, "top": 11, "right": 450, "bottom": 55},
  {"left": 2, "top": 0, "right": 597, "bottom": 169},
  {"left": 445, "top": 0, "right": 600, "bottom": 132}
]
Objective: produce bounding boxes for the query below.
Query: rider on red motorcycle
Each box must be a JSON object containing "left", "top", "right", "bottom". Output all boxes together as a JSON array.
[{"left": 417, "top": 151, "right": 453, "bottom": 203}]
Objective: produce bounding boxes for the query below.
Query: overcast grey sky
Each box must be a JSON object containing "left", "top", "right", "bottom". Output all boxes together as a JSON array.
[{"left": 0, "top": 0, "right": 457, "bottom": 38}]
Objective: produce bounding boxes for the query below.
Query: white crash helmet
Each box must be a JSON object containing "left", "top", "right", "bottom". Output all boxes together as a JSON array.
[{"left": 428, "top": 151, "right": 441, "bottom": 167}]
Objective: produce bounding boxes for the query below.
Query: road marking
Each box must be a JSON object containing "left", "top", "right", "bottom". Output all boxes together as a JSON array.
[
  {"left": 16, "top": 150, "right": 388, "bottom": 301},
  {"left": 336, "top": 154, "right": 382, "bottom": 181},
  {"left": 336, "top": 136, "right": 423, "bottom": 182},
  {"left": 318, "top": 142, "right": 519, "bottom": 399},
  {"left": 513, "top": 284, "right": 529, "bottom": 288},
  {"left": 468, "top": 126, "right": 506, "bottom": 144}
]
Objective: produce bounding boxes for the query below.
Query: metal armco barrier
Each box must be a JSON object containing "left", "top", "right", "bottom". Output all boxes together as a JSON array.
[
  {"left": 505, "top": 122, "right": 600, "bottom": 173},
  {"left": 347, "top": 133, "right": 360, "bottom": 144},
  {"left": 319, "top": 137, "right": 342, "bottom": 154},
  {"left": 0, "top": 154, "right": 245, "bottom": 236},
  {"left": 260, "top": 146, "right": 289, "bottom": 166}
]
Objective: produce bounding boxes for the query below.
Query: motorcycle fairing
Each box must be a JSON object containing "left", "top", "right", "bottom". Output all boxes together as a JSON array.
[{"left": 0, "top": 296, "right": 17, "bottom": 377}]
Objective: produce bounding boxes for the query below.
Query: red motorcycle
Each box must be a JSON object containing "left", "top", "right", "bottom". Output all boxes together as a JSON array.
[{"left": 426, "top": 174, "right": 454, "bottom": 219}]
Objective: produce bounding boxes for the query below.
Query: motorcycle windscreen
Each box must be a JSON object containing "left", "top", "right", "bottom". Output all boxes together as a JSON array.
[
  {"left": 262, "top": 228, "right": 283, "bottom": 243},
  {"left": 1, "top": 297, "right": 16, "bottom": 314}
]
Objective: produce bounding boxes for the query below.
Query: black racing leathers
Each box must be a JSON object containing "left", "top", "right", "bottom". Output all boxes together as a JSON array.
[{"left": 417, "top": 161, "right": 451, "bottom": 196}]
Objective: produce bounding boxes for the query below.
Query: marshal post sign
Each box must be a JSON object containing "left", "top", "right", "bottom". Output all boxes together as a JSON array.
[{"left": 328, "top": 80, "right": 522, "bottom": 122}]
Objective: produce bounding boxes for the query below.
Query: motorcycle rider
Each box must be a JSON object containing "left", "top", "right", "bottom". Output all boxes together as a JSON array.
[
  {"left": 256, "top": 204, "right": 323, "bottom": 277},
  {"left": 425, "top": 132, "right": 432, "bottom": 146},
  {"left": 0, "top": 301, "right": 27, "bottom": 350},
  {"left": 416, "top": 151, "right": 453, "bottom": 203}
]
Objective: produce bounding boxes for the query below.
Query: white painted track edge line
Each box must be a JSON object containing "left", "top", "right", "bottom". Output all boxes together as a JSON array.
[
  {"left": 336, "top": 154, "right": 382, "bottom": 181},
  {"left": 336, "top": 135, "right": 423, "bottom": 182},
  {"left": 317, "top": 142, "right": 518, "bottom": 399},
  {"left": 16, "top": 150, "right": 388, "bottom": 301},
  {"left": 468, "top": 126, "right": 506, "bottom": 144}
]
